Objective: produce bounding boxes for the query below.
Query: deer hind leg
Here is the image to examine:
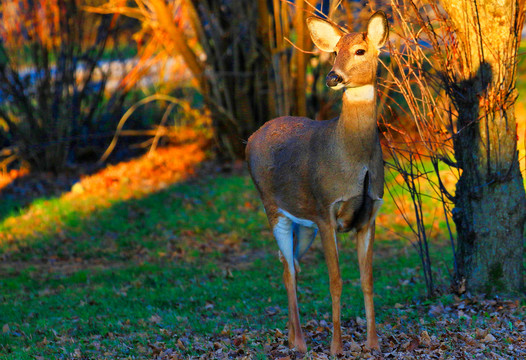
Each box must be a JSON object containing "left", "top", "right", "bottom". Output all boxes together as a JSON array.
[
  {"left": 319, "top": 223, "right": 343, "bottom": 355},
  {"left": 273, "top": 216, "right": 307, "bottom": 353},
  {"left": 290, "top": 224, "right": 317, "bottom": 288},
  {"left": 356, "top": 199, "right": 383, "bottom": 350}
]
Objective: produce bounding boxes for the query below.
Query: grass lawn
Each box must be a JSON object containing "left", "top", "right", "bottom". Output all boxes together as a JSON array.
[{"left": 0, "top": 172, "right": 425, "bottom": 357}]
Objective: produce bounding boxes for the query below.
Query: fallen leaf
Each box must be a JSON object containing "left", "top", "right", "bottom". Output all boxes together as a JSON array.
[
  {"left": 2, "top": 324, "right": 9, "bottom": 333},
  {"left": 244, "top": 201, "right": 255, "bottom": 210},
  {"left": 349, "top": 341, "right": 362, "bottom": 352},
  {"left": 221, "top": 325, "right": 231, "bottom": 336},
  {"left": 403, "top": 338, "right": 420, "bottom": 351},
  {"left": 177, "top": 339, "right": 186, "bottom": 350},
  {"left": 483, "top": 333, "right": 496, "bottom": 343},
  {"left": 420, "top": 330, "right": 431, "bottom": 347},
  {"left": 475, "top": 328, "right": 488, "bottom": 339},
  {"left": 149, "top": 314, "right": 162, "bottom": 324},
  {"left": 428, "top": 304, "right": 445, "bottom": 316},
  {"left": 233, "top": 334, "right": 246, "bottom": 346}
]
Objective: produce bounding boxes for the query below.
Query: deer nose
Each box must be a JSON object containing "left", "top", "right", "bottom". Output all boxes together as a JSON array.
[{"left": 326, "top": 71, "right": 343, "bottom": 87}]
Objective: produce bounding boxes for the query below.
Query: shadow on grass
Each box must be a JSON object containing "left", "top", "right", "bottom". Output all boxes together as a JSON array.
[{"left": 0, "top": 165, "right": 103, "bottom": 224}]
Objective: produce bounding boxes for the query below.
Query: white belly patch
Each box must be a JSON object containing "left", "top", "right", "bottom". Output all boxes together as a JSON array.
[{"left": 278, "top": 208, "right": 318, "bottom": 229}]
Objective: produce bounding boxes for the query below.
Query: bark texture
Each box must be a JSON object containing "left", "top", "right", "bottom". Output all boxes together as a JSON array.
[
  {"left": 293, "top": 0, "right": 311, "bottom": 117},
  {"left": 441, "top": 0, "right": 526, "bottom": 293},
  {"left": 189, "top": 0, "right": 274, "bottom": 159}
]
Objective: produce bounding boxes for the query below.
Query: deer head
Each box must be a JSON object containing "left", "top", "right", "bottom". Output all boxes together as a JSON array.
[{"left": 307, "top": 11, "right": 389, "bottom": 90}]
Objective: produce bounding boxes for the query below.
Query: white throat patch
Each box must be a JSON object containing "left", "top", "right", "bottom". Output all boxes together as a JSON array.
[{"left": 344, "top": 85, "right": 375, "bottom": 102}]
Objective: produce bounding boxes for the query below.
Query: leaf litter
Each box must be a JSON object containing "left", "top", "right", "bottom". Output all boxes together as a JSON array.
[{"left": 102, "top": 295, "right": 525, "bottom": 359}]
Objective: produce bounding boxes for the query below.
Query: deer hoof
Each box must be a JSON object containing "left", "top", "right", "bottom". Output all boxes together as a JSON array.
[
  {"left": 294, "top": 339, "right": 307, "bottom": 353},
  {"left": 366, "top": 338, "right": 380, "bottom": 351},
  {"left": 330, "top": 340, "right": 343, "bottom": 355}
]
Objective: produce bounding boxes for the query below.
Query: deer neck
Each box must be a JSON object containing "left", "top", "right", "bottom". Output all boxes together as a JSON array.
[{"left": 336, "top": 84, "right": 379, "bottom": 158}]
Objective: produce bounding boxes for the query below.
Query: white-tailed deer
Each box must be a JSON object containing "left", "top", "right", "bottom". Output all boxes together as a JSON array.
[{"left": 245, "top": 11, "right": 389, "bottom": 354}]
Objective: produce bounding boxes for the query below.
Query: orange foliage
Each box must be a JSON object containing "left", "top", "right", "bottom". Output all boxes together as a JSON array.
[
  {"left": 1, "top": 0, "right": 62, "bottom": 49},
  {"left": 67, "top": 140, "right": 207, "bottom": 203},
  {"left": 516, "top": 102, "right": 526, "bottom": 175},
  {"left": 86, "top": 0, "right": 203, "bottom": 91},
  {"left": 0, "top": 168, "right": 29, "bottom": 192}
]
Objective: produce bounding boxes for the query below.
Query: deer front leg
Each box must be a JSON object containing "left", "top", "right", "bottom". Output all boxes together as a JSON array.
[
  {"left": 273, "top": 216, "right": 307, "bottom": 353},
  {"left": 356, "top": 223, "right": 379, "bottom": 350},
  {"left": 319, "top": 224, "right": 343, "bottom": 355}
]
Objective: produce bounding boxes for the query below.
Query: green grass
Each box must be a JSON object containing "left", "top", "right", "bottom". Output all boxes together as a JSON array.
[{"left": 0, "top": 173, "right": 450, "bottom": 358}]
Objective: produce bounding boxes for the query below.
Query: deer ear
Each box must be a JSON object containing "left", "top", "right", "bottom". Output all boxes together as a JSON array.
[
  {"left": 306, "top": 17, "right": 344, "bottom": 52},
  {"left": 367, "top": 11, "right": 389, "bottom": 48}
]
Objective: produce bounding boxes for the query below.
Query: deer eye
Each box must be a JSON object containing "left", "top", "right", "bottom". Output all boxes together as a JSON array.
[{"left": 355, "top": 49, "right": 366, "bottom": 55}]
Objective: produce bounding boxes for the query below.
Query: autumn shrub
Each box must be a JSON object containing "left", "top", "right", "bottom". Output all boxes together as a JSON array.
[{"left": 0, "top": 0, "right": 131, "bottom": 172}]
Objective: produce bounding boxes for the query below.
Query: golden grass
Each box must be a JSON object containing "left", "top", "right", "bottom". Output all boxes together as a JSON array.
[{"left": 0, "top": 137, "right": 207, "bottom": 245}]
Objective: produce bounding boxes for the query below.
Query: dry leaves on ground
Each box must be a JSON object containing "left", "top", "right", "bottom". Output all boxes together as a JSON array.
[{"left": 148, "top": 296, "right": 525, "bottom": 359}]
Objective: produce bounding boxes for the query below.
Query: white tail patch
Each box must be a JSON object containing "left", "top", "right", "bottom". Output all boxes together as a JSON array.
[
  {"left": 273, "top": 216, "right": 295, "bottom": 273},
  {"left": 279, "top": 208, "right": 317, "bottom": 229},
  {"left": 344, "top": 85, "right": 375, "bottom": 102}
]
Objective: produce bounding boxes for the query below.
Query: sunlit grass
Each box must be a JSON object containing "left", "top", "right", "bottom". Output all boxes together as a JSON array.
[{"left": 0, "top": 141, "right": 207, "bottom": 256}]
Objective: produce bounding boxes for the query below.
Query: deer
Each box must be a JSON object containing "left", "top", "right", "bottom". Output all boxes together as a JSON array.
[{"left": 245, "top": 11, "right": 389, "bottom": 355}]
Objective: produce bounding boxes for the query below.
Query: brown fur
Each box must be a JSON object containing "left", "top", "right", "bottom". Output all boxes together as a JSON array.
[{"left": 332, "top": 32, "right": 378, "bottom": 87}]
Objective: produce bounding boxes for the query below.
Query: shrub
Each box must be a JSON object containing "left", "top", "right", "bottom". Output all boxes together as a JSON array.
[{"left": 0, "top": 0, "right": 130, "bottom": 172}]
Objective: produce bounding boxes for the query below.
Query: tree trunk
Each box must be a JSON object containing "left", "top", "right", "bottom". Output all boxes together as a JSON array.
[
  {"left": 189, "top": 0, "right": 274, "bottom": 159},
  {"left": 441, "top": 0, "right": 526, "bottom": 293},
  {"left": 293, "top": 0, "right": 309, "bottom": 117}
]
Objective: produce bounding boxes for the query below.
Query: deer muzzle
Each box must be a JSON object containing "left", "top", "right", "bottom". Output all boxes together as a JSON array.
[{"left": 326, "top": 71, "right": 343, "bottom": 87}]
